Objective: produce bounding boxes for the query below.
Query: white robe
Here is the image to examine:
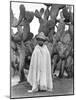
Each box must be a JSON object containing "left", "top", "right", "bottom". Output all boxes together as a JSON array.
[{"left": 27, "top": 44, "right": 53, "bottom": 91}]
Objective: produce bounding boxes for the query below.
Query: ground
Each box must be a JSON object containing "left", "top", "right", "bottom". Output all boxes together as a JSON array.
[{"left": 11, "top": 77, "right": 74, "bottom": 99}]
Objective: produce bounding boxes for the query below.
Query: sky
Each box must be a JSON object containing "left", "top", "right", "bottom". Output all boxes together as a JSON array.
[{"left": 11, "top": 2, "right": 73, "bottom": 36}]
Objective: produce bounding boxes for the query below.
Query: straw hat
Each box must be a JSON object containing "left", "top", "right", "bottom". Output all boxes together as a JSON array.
[{"left": 36, "top": 32, "right": 48, "bottom": 40}]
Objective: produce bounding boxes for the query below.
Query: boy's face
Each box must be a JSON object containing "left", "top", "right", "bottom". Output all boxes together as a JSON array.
[{"left": 37, "top": 38, "right": 45, "bottom": 46}]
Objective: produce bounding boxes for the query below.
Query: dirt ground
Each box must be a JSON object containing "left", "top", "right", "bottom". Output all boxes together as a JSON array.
[{"left": 11, "top": 77, "right": 74, "bottom": 99}]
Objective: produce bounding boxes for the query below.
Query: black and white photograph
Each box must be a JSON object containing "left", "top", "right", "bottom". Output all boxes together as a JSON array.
[{"left": 10, "top": 1, "right": 74, "bottom": 99}]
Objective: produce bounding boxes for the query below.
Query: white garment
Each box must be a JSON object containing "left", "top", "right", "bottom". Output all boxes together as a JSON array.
[{"left": 27, "top": 44, "right": 53, "bottom": 91}]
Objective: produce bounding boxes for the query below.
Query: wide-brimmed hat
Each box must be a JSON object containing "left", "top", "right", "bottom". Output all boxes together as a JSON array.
[{"left": 36, "top": 32, "right": 48, "bottom": 40}]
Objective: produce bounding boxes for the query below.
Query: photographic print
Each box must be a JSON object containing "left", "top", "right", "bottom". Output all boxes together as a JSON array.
[{"left": 10, "top": 1, "right": 74, "bottom": 99}]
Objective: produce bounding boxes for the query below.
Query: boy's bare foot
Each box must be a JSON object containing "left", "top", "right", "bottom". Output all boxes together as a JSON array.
[{"left": 28, "top": 88, "right": 38, "bottom": 93}]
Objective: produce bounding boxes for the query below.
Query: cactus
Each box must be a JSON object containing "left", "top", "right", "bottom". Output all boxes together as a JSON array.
[
  {"left": 49, "top": 4, "right": 65, "bottom": 22},
  {"left": 13, "top": 4, "right": 34, "bottom": 42},
  {"left": 34, "top": 6, "right": 55, "bottom": 36}
]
